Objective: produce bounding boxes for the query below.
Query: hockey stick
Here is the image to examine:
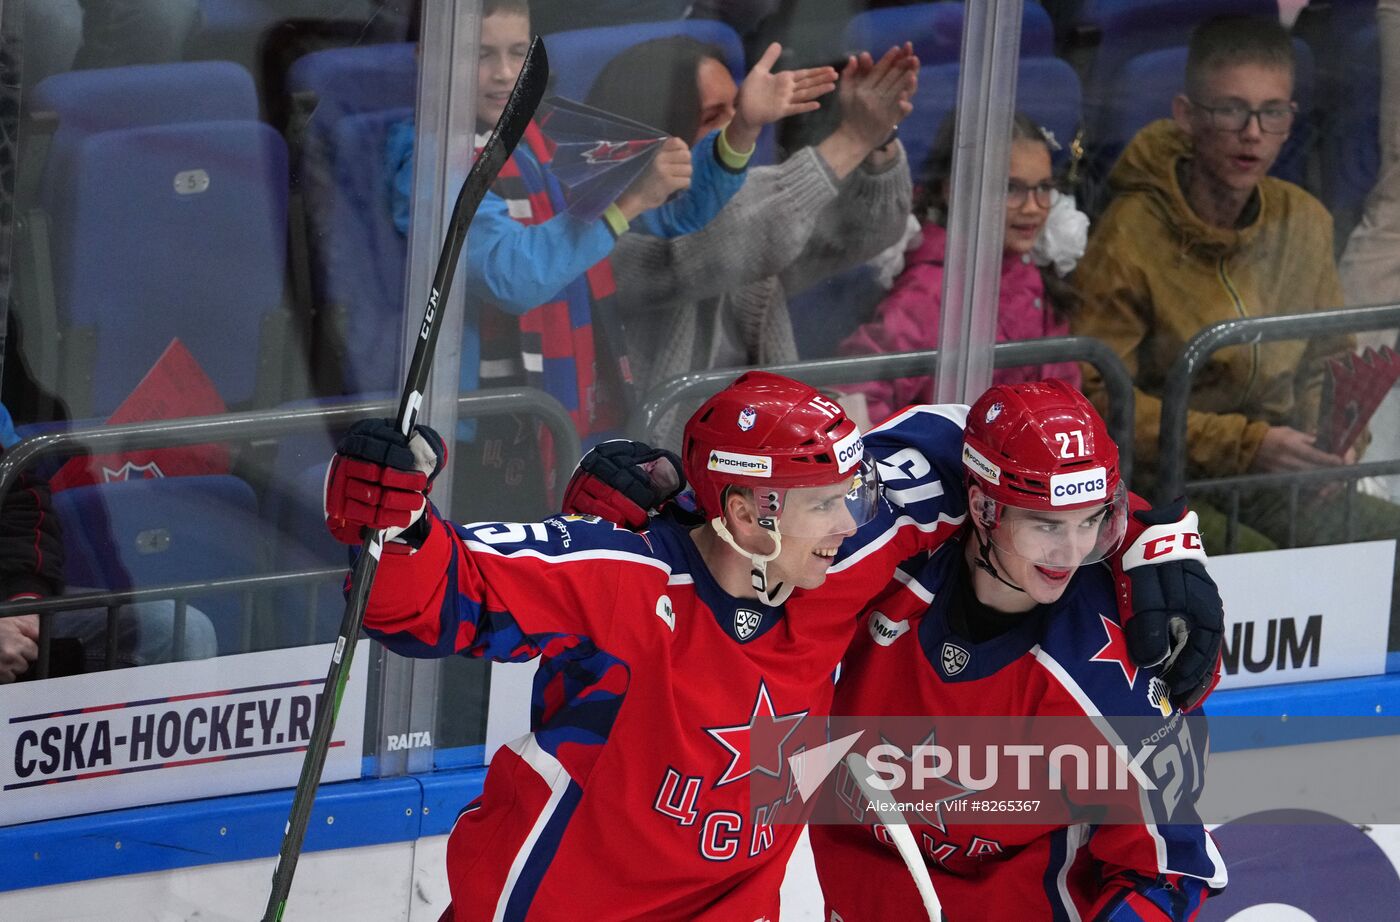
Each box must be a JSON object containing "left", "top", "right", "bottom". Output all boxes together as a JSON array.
[
  {"left": 844, "top": 751, "right": 942, "bottom": 922},
  {"left": 261, "top": 37, "right": 548, "bottom": 922}
]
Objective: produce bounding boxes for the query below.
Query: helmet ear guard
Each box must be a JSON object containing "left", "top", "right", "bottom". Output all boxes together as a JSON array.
[{"left": 969, "top": 487, "right": 999, "bottom": 530}]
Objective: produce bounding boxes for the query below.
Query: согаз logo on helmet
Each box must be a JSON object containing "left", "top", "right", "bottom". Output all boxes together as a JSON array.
[
  {"left": 1048, "top": 467, "right": 1107, "bottom": 506},
  {"left": 833, "top": 429, "right": 865, "bottom": 473}
]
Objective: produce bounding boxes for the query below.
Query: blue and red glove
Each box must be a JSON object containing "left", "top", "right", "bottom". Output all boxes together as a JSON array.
[
  {"left": 561, "top": 439, "right": 685, "bottom": 530},
  {"left": 324, "top": 418, "right": 446, "bottom": 552},
  {"left": 1114, "top": 497, "right": 1224, "bottom": 711}
]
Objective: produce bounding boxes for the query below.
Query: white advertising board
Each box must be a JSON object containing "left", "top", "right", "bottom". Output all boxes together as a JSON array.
[
  {"left": 0, "top": 640, "right": 369, "bottom": 826},
  {"left": 1210, "top": 540, "right": 1394, "bottom": 690}
]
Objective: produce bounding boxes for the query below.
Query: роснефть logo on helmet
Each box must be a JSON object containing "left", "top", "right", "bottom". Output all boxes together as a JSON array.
[{"left": 706, "top": 450, "right": 774, "bottom": 478}]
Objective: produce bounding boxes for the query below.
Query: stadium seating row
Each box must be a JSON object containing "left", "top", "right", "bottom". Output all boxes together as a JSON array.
[{"left": 8, "top": 2, "right": 1386, "bottom": 657}]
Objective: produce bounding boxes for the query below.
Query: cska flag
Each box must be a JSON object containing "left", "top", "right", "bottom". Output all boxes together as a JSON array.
[
  {"left": 49, "top": 338, "right": 231, "bottom": 490},
  {"left": 537, "top": 96, "right": 669, "bottom": 221}
]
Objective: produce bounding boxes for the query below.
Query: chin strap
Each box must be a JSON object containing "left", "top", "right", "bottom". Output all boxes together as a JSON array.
[
  {"left": 712, "top": 515, "right": 794, "bottom": 607},
  {"left": 973, "top": 529, "right": 1027, "bottom": 595}
]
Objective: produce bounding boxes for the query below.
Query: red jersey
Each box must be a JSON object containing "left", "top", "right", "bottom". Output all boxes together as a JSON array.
[
  {"left": 811, "top": 539, "right": 1229, "bottom": 921},
  {"left": 360, "top": 406, "right": 973, "bottom": 920}
]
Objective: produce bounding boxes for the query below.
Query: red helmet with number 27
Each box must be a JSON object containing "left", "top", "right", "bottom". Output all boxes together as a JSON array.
[{"left": 963, "top": 379, "right": 1127, "bottom": 567}]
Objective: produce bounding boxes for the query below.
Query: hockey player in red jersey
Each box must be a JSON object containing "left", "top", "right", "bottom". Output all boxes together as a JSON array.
[
  {"left": 809, "top": 379, "right": 1228, "bottom": 921},
  {"left": 324, "top": 371, "right": 973, "bottom": 921}
]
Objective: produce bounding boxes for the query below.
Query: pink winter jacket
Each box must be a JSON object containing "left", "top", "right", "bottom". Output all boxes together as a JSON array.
[{"left": 838, "top": 222, "right": 1082, "bottom": 424}]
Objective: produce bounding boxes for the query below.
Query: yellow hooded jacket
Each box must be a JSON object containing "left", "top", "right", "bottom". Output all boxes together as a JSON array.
[{"left": 1072, "top": 119, "right": 1351, "bottom": 490}]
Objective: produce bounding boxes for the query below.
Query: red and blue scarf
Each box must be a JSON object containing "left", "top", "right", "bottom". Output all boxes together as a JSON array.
[{"left": 475, "top": 122, "right": 623, "bottom": 441}]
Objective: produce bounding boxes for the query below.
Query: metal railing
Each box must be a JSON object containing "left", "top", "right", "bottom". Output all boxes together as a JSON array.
[
  {"left": 0, "top": 387, "right": 579, "bottom": 502},
  {"left": 633, "top": 336, "right": 1137, "bottom": 484},
  {"left": 0, "top": 569, "right": 342, "bottom": 679},
  {"left": 1157, "top": 303, "right": 1400, "bottom": 507},
  {"left": 0, "top": 388, "right": 579, "bottom": 678}
]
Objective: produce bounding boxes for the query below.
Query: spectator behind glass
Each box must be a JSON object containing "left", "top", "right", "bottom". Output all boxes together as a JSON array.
[
  {"left": 585, "top": 38, "right": 917, "bottom": 446},
  {"left": 385, "top": 1, "right": 831, "bottom": 513},
  {"left": 1071, "top": 15, "right": 1400, "bottom": 638},
  {"left": 838, "top": 112, "right": 1087, "bottom": 426},
  {"left": 0, "top": 400, "right": 216, "bottom": 682}
]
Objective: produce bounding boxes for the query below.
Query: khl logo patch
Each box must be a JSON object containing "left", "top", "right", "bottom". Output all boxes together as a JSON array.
[
  {"left": 734, "top": 608, "right": 763, "bottom": 641},
  {"left": 941, "top": 642, "right": 970, "bottom": 676}
]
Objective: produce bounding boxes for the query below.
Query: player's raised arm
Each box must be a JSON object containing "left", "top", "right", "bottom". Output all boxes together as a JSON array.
[{"left": 324, "top": 418, "right": 658, "bottom": 660}]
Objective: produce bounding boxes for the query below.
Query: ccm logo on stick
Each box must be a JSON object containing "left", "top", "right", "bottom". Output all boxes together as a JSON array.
[{"left": 1048, "top": 467, "right": 1107, "bottom": 506}]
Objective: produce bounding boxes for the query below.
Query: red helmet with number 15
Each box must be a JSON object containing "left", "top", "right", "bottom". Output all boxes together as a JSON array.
[
  {"left": 962, "top": 379, "right": 1127, "bottom": 567},
  {"left": 682, "top": 371, "right": 880, "bottom": 538}
]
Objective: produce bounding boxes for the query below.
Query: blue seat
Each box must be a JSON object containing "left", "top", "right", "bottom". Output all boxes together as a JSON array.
[
  {"left": 1075, "top": 0, "right": 1277, "bottom": 122},
  {"left": 542, "top": 19, "right": 745, "bottom": 103},
  {"left": 51, "top": 475, "right": 273, "bottom": 653},
  {"left": 23, "top": 62, "right": 288, "bottom": 419},
  {"left": 49, "top": 121, "right": 290, "bottom": 417},
  {"left": 311, "top": 108, "right": 413, "bottom": 395},
  {"left": 30, "top": 61, "right": 259, "bottom": 266},
  {"left": 285, "top": 41, "right": 418, "bottom": 134},
  {"left": 29, "top": 60, "right": 257, "bottom": 132},
  {"left": 1096, "top": 40, "right": 1317, "bottom": 186},
  {"left": 844, "top": 2, "right": 1054, "bottom": 67},
  {"left": 1321, "top": 23, "right": 1381, "bottom": 225},
  {"left": 285, "top": 44, "right": 418, "bottom": 395},
  {"left": 902, "top": 57, "right": 1083, "bottom": 174}
]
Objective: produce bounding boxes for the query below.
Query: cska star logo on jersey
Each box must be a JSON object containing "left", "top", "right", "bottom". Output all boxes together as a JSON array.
[
  {"left": 705, "top": 680, "right": 808, "bottom": 787},
  {"left": 1090, "top": 613, "right": 1139, "bottom": 688}
]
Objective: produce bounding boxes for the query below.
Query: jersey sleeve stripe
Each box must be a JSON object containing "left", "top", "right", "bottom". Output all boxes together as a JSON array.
[
  {"left": 891, "top": 566, "right": 936, "bottom": 605},
  {"left": 493, "top": 733, "right": 580, "bottom": 922},
  {"left": 463, "top": 542, "right": 674, "bottom": 574},
  {"left": 1044, "top": 823, "right": 1087, "bottom": 922}
]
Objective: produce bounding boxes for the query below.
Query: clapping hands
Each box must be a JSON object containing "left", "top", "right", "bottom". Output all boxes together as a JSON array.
[{"left": 726, "top": 43, "right": 838, "bottom": 153}]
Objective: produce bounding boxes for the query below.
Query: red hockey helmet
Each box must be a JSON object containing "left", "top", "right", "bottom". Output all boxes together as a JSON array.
[
  {"left": 962, "top": 379, "right": 1127, "bottom": 566},
  {"left": 682, "top": 371, "right": 879, "bottom": 537}
]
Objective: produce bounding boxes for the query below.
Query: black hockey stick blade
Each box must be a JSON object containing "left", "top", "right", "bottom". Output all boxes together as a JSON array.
[{"left": 261, "top": 37, "right": 548, "bottom": 922}]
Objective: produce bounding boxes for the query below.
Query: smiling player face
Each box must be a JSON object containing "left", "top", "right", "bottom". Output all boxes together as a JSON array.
[
  {"left": 764, "top": 480, "right": 863, "bottom": 591},
  {"left": 983, "top": 503, "right": 1112, "bottom": 605}
]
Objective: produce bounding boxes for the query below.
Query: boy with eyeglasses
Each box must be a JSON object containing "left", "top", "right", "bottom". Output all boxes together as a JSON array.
[{"left": 1071, "top": 14, "right": 1400, "bottom": 632}]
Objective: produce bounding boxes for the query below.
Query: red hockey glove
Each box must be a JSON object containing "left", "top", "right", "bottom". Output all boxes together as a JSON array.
[
  {"left": 561, "top": 439, "right": 684, "bottom": 530},
  {"left": 1114, "top": 497, "right": 1224, "bottom": 711},
  {"left": 324, "top": 418, "right": 446, "bottom": 552}
]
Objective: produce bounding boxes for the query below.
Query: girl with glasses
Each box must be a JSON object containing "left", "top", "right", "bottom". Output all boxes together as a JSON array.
[{"left": 838, "top": 112, "right": 1089, "bottom": 427}]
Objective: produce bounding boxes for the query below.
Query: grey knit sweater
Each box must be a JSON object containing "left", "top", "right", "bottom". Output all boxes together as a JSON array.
[{"left": 609, "top": 143, "right": 912, "bottom": 445}]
